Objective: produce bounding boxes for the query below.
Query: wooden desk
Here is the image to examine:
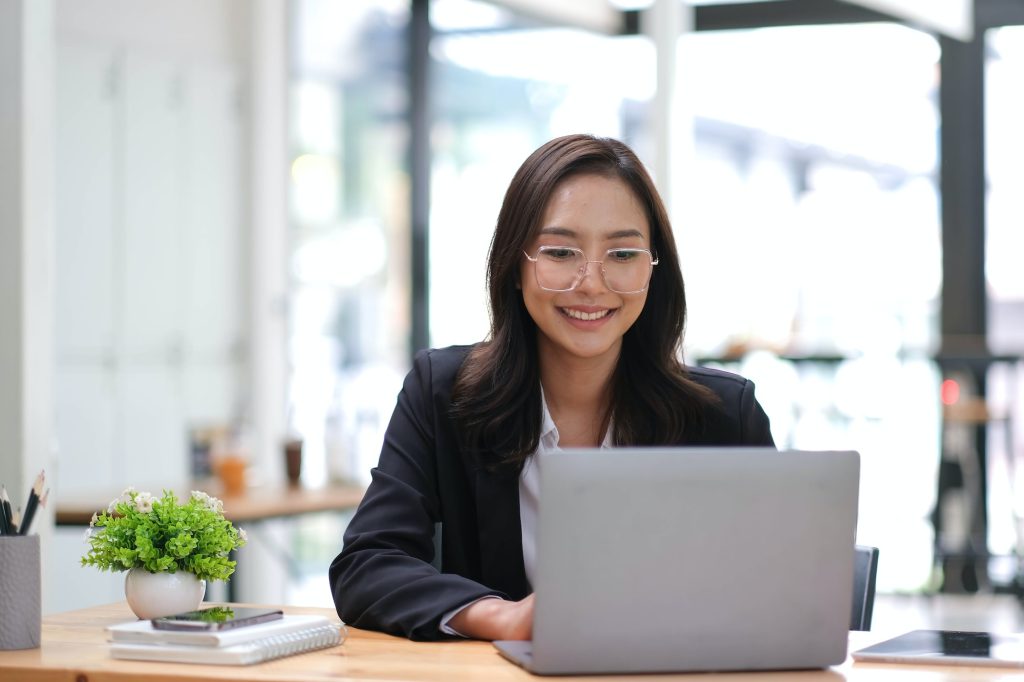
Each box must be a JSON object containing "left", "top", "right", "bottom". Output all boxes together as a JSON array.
[
  {"left": 57, "top": 484, "right": 365, "bottom": 602},
  {"left": 0, "top": 602, "right": 1019, "bottom": 681},
  {"left": 55, "top": 483, "right": 366, "bottom": 526}
]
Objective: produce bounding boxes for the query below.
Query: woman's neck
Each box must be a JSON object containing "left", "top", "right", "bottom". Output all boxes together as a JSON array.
[{"left": 538, "top": 345, "right": 618, "bottom": 448}]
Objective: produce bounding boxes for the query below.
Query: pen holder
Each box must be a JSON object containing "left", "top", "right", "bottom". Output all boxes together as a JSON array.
[{"left": 0, "top": 534, "right": 41, "bottom": 650}]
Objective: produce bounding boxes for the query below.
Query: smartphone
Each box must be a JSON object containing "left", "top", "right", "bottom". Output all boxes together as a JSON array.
[{"left": 151, "top": 606, "right": 283, "bottom": 631}]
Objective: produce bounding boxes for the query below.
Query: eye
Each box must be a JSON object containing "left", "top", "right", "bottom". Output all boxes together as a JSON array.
[
  {"left": 607, "top": 249, "right": 641, "bottom": 263},
  {"left": 541, "top": 247, "right": 578, "bottom": 261}
]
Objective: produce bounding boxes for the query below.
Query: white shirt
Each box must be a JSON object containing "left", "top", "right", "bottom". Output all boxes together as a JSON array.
[{"left": 440, "top": 389, "right": 612, "bottom": 635}]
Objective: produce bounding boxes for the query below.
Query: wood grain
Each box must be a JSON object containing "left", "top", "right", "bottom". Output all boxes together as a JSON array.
[
  {"left": 0, "top": 602, "right": 1015, "bottom": 681},
  {"left": 56, "top": 484, "right": 365, "bottom": 526}
]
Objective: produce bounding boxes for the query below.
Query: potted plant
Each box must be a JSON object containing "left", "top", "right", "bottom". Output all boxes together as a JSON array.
[{"left": 82, "top": 487, "right": 247, "bottom": 619}]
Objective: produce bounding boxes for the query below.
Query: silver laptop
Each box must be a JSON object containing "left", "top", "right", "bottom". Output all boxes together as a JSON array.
[{"left": 494, "top": 448, "right": 860, "bottom": 675}]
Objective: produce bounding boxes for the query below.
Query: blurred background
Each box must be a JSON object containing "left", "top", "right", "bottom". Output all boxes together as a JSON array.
[{"left": 1, "top": 0, "right": 1022, "bottom": 617}]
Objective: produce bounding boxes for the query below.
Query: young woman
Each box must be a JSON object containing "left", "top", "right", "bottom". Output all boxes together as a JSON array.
[{"left": 329, "top": 134, "right": 774, "bottom": 641}]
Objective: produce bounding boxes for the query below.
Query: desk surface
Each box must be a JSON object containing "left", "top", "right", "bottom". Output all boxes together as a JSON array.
[
  {"left": 1, "top": 602, "right": 1021, "bottom": 682},
  {"left": 56, "top": 483, "right": 366, "bottom": 525}
]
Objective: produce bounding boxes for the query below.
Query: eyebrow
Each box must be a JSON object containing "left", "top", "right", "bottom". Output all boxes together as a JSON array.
[{"left": 538, "top": 227, "right": 646, "bottom": 240}]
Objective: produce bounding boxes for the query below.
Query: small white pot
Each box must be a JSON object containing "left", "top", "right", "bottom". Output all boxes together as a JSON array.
[{"left": 124, "top": 567, "right": 207, "bottom": 620}]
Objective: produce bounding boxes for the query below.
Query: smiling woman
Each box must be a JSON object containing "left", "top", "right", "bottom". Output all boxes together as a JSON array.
[{"left": 328, "top": 134, "right": 775, "bottom": 642}]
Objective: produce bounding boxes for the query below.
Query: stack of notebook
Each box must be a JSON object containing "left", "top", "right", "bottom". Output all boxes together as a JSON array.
[{"left": 106, "top": 614, "right": 345, "bottom": 665}]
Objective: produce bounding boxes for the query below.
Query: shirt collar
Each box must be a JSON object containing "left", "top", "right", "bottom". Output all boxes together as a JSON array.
[{"left": 539, "top": 386, "right": 560, "bottom": 450}]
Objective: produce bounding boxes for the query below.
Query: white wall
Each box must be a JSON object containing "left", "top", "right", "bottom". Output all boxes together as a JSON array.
[
  {"left": 48, "top": 0, "right": 292, "bottom": 613},
  {"left": 56, "top": 0, "right": 249, "bottom": 67}
]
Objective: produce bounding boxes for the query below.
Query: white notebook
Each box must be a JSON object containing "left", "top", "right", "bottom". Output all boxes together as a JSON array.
[
  {"left": 107, "top": 614, "right": 334, "bottom": 647},
  {"left": 107, "top": 616, "right": 345, "bottom": 665}
]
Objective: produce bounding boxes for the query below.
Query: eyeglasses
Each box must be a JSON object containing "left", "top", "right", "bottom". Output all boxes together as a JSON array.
[{"left": 522, "top": 246, "right": 658, "bottom": 294}]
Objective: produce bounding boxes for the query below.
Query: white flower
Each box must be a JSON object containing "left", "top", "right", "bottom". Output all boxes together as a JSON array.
[
  {"left": 108, "top": 486, "right": 146, "bottom": 513},
  {"left": 83, "top": 526, "right": 93, "bottom": 540},
  {"left": 237, "top": 528, "right": 247, "bottom": 543},
  {"left": 134, "top": 492, "right": 155, "bottom": 514},
  {"left": 191, "top": 490, "right": 224, "bottom": 514},
  {"left": 89, "top": 512, "right": 98, "bottom": 527}
]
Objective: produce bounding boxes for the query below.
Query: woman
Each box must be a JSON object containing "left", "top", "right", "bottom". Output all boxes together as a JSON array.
[{"left": 329, "top": 134, "right": 774, "bottom": 641}]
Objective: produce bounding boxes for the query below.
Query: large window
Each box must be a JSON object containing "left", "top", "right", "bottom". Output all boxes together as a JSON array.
[
  {"left": 984, "top": 24, "right": 1024, "bottom": 586},
  {"left": 289, "top": 0, "right": 411, "bottom": 489},
  {"left": 680, "top": 23, "right": 942, "bottom": 592},
  {"left": 287, "top": 1, "right": 1016, "bottom": 598}
]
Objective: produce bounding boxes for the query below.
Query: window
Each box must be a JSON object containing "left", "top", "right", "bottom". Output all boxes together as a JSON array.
[
  {"left": 289, "top": 0, "right": 411, "bottom": 488},
  {"left": 681, "top": 23, "right": 942, "bottom": 591}
]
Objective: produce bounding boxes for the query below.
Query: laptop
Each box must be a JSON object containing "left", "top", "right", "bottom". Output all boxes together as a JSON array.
[{"left": 494, "top": 447, "right": 860, "bottom": 675}]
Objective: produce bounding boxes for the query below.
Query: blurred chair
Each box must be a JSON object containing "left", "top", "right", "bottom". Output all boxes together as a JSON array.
[{"left": 851, "top": 545, "right": 880, "bottom": 631}]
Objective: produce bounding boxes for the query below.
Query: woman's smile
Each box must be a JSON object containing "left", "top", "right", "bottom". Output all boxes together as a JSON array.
[{"left": 559, "top": 306, "right": 616, "bottom": 323}]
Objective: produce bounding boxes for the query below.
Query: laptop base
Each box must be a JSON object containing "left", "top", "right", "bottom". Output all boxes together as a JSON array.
[{"left": 493, "top": 640, "right": 533, "bottom": 670}]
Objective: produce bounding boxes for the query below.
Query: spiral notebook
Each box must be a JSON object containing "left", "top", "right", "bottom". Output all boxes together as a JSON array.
[{"left": 107, "top": 615, "right": 345, "bottom": 665}]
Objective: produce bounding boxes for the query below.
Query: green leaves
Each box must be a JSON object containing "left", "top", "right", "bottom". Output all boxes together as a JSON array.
[{"left": 80, "top": 488, "right": 247, "bottom": 582}]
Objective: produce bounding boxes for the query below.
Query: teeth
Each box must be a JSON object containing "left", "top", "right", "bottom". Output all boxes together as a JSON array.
[{"left": 563, "top": 308, "right": 610, "bottom": 321}]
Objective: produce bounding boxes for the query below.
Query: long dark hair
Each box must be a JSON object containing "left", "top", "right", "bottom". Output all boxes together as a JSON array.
[{"left": 450, "top": 134, "right": 716, "bottom": 470}]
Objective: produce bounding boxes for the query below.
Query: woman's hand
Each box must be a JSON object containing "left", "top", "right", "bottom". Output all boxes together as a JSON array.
[{"left": 449, "top": 594, "right": 535, "bottom": 641}]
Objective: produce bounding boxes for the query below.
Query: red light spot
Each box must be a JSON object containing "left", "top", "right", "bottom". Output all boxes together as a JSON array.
[{"left": 941, "top": 379, "right": 960, "bottom": 406}]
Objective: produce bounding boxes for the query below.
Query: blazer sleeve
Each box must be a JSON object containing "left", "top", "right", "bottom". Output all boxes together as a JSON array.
[
  {"left": 687, "top": 366, "right": 776, "bottom": 447},
  {"left": 739, "top": 378, "right": 775, "bottom": 446},
  {"left": 328, "top": 350, "right": 503, "bottom": 641}
]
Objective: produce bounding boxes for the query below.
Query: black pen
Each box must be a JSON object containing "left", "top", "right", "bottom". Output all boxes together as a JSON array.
[
  {"left": 19, "top": 470, "right": 45, "bottom": 535},
  {"left": 0, "top": 486, "right": 12, "bottom": 535}
]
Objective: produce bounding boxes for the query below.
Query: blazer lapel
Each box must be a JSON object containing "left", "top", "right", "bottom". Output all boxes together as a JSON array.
[{"left": 474, "top": 466, "right": 531, "bottom": 600}]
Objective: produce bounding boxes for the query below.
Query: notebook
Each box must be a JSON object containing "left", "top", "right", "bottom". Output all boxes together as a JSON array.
[
  {"left": 107, "top": 614, "right": 345, "bottom": 665},
  {"left": 853, "top": 630, "right": 1024, "bottom": 667},
  {"left": 494, "top": 447, "right": 861, "bottom": 675},
  {"left": 107, "top": 614, "right": 333, "bottom": 647}
]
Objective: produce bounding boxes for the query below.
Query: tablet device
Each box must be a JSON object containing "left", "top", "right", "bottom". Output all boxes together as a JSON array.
[{"left": 853, "top": 630, "right": 1024, "bottom": 668}]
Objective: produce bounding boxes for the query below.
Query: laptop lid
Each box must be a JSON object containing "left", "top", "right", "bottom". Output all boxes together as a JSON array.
[{"left": 521, "top": 447, "right": 860, "bottom": 675}]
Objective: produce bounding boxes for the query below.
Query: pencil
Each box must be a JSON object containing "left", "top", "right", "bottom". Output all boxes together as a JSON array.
[
  {"left": 19, "top": 470, "right": 44, "bottom": 535},
  {"left": 10, "top": 507, "right": 20, "bottom": 535}
]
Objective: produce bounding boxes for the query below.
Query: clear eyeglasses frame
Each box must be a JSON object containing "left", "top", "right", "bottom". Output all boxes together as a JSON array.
[{"left": 522, "top": 245, "right": 659, "bottom": 294}]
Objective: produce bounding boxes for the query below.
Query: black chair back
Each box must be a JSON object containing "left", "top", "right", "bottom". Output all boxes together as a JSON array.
[{"left": 851, "top": 545, "right": 880, "bottom": 631}]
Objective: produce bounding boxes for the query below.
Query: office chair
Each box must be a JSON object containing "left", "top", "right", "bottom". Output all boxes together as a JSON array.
[{"left": 850, "top": 545, "right": 880, "bottom": 631}]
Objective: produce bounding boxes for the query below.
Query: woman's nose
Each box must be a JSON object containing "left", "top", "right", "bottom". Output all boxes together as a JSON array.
[{"left": 574, "top": 260, "right": 608, "bottom": 294}]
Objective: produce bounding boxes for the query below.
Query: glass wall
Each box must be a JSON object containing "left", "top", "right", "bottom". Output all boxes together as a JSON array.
[
  {"left": 286, "top": 0, "right": 1013, "bottom": 598},
  {"left": 426, "top": 13, "right": 946, "bottom": 591},
  {"left": 678, "top": 23, "right": 942, "bottom": 592},
  {"left": 984, "top": 25, "right": 1024, "bottom": 587},
  {"left": 289, "top": 0, "right": 411, "bottom": 492}
]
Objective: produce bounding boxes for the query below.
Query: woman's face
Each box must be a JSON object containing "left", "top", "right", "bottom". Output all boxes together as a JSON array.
[{"left": 520, "top": 173, "right": 652, "bottom": 366}]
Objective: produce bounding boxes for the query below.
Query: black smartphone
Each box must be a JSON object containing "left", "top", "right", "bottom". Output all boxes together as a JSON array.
[{"left": 151, "top": 606, "right": 283, "bottom": 631}]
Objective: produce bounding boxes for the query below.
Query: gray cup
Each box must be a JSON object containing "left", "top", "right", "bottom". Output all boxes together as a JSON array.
[{"left": 0, "top": 534, "right": 41, "bottom": 649}]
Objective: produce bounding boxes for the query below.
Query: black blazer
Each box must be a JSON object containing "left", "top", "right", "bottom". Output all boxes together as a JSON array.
[{"left": 329, "top": 345, "right": 774, "bottom": 640}]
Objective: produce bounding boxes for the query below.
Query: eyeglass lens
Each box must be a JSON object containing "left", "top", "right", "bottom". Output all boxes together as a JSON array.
[{"left": 534, "top": 247, "right": 653, "bottom": 293}]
